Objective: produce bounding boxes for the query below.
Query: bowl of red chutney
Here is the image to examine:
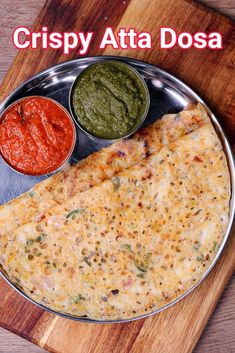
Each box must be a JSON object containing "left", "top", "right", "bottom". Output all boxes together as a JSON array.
[{"left": 0, "top": 96, "right": 76, "bottom": 176}]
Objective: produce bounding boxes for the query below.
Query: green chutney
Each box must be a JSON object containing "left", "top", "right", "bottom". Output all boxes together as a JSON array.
[{"left": 71, "top": 61, "right": 149, "bottom": 139}]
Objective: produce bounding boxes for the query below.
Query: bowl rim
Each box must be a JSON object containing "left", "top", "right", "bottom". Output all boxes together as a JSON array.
[
  {"left": 69, "top": 60, "right": 150, "bottom": 141},
  {"left": 0, "top": 95, "right": 77, "bottom": 176}
]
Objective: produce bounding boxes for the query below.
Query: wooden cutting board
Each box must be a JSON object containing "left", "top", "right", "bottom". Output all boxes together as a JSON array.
[{"left": 0, "top": 1, "right": 234, "bottom": 352}]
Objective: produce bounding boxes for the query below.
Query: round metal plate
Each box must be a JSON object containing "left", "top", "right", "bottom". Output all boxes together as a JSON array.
[{"left": 0, "top": 56, "right": 234, "bottom": 323}]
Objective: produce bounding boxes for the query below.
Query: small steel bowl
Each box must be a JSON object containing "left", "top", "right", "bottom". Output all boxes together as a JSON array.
[
  {"left": 69, "top": 60, "right": 150, "bottom": 141},
  {"left": 0, "top": 96, "right": 77, "bottom": 176}
]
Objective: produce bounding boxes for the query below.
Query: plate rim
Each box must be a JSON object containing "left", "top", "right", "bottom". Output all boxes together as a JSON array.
[{"left": 0, "top": 55, "right": 234, "bottom": 323}]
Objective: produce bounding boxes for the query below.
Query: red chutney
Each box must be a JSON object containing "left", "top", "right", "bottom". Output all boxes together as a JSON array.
[{"left": 0, "top": 97, "right": 75, "bottom": 175}]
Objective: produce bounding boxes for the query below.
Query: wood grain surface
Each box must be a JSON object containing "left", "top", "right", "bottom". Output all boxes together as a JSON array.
[
  {"left": 0, "top": 1, "right": 234, "bottom": 353},
  {"left": 200, "top": 0, "right": 235, "bottom": 20}
]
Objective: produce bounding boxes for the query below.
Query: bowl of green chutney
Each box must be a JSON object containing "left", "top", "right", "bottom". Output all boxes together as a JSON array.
[{"left": 69, "top": 60, "right": 150, "bottom": 140}]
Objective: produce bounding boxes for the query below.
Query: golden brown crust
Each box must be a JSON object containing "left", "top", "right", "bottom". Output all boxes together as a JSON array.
[
  {"left": 0, "top": 121, "right": 230, "bottom": 320},
  {"left": 0, "top": 104, "right": 209, "bottom": 237}
]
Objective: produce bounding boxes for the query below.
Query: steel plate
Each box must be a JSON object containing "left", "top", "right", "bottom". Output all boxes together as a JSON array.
[{"left": 0, "top": 56, "right": 234, "bottom": 323}]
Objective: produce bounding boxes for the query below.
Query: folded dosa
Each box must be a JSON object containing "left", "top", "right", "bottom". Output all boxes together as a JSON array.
[
  {"left": 0, "top": 104, "right": 209, "bottom": 236},
  {"left": 1, "top": 121, "right": 230, "bottom": 320}
]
